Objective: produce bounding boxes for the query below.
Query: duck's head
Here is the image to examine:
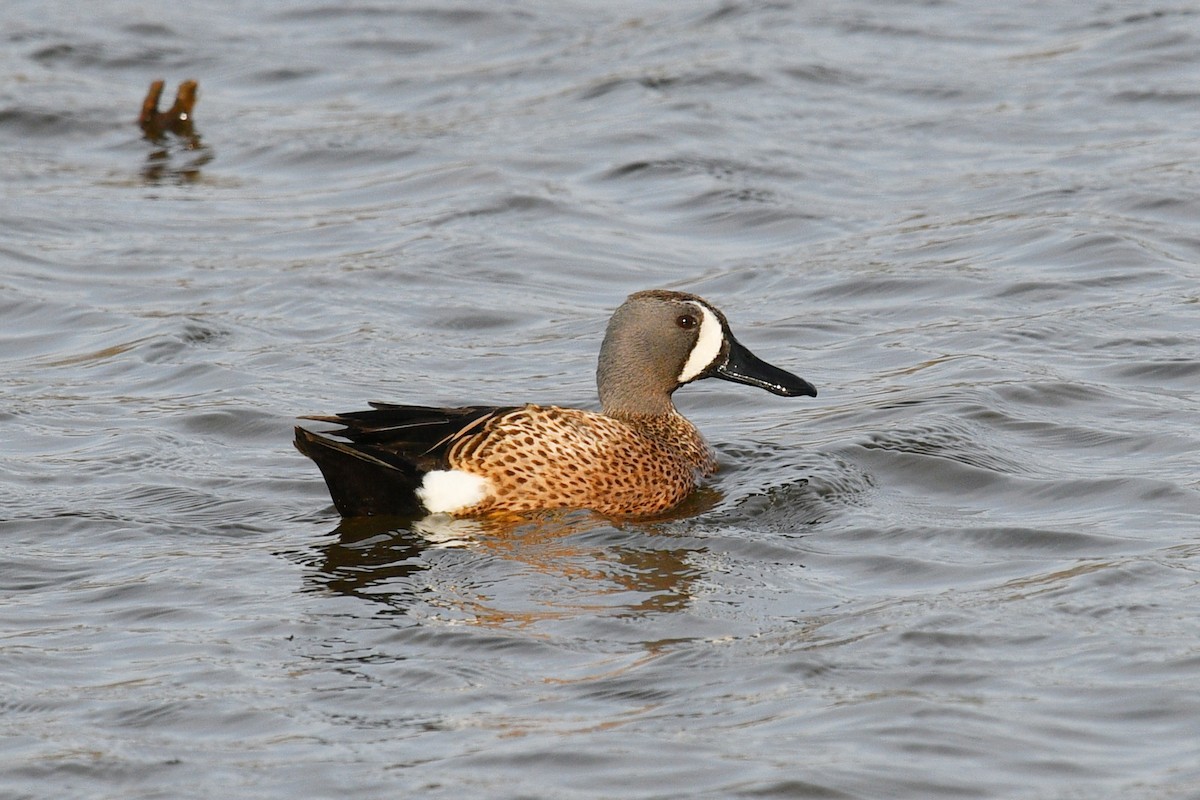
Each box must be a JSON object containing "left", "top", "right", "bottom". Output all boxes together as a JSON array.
[{"left": 596, "top": 289, "right": 817, "bottom": 417}]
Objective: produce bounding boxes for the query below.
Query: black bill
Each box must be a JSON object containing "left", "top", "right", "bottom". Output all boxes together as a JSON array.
[{"left": 711, "top": 335, "right": 817, "bottom": 397}]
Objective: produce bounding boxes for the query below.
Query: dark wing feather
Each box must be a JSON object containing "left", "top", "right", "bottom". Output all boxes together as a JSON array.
[
  {"left": 294, "top": 426, "right": 424, "bottom": 517},
  {"left": 304, "top": 404, "right": 517, "bottom": 467},
  {"left": 294, "top": 404, "right": 518, "bottom": 517}
]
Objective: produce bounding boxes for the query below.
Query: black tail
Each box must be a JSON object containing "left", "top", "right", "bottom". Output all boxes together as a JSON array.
[{"left": 294, "top": 427, "right": 425, "bottom": 517}]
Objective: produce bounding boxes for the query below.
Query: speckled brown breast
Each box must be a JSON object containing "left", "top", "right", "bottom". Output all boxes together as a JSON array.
[{"left": 445, "top": 404, "right": 717, "bottom": 517}]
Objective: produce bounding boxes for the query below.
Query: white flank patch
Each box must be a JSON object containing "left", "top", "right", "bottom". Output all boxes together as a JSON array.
[
  {"left": 416, "top": 470, "right": 492, "bottom": 514},
  {"left": 677, "top": 302, "right": 724, "bottom": 383}
]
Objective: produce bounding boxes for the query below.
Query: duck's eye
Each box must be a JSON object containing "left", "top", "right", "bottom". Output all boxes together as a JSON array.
[{"left": 676, "top": 313, "right": 698, "bottom": 329}]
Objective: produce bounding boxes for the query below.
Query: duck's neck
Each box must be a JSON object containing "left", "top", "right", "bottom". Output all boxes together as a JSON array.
[
  {"left": 600, "top": 390, "right": 677, "bottom": 421},
  {"left": 597, "top": 342, "right": 681, "bottom": 418}
]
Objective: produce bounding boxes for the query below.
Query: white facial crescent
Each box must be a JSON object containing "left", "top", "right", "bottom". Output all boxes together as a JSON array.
[{"left": 676, "top": 302, "right": 723, "bottom": 384}]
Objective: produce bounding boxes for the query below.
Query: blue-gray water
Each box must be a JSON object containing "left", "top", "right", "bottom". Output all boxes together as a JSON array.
[{"left": 3, "top": 2, "right": 1199, "bottom": 798}]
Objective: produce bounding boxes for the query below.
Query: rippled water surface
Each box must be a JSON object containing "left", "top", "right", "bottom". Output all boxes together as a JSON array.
[{"left": 3, "top": 2, "right": 1199, "bottom": 797}]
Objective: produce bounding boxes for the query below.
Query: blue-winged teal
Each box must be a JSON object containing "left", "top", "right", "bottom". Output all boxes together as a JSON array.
[{"left": 295, "top": 289, "right": 816, "bottom": 518}]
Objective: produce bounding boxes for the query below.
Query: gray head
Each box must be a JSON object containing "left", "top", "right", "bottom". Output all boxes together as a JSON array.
[{"left": 596, "top": 289, "right": 816, "bottom": 418}]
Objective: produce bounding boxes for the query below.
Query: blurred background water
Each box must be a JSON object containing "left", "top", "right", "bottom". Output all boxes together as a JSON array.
[{"left": 2, "top": 1, "right": 1199, "bottom": 798}]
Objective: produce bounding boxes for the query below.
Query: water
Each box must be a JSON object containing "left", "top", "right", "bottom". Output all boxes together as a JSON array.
[{"left": 2, "top": 1, "right": 1199, "bottom": 797}]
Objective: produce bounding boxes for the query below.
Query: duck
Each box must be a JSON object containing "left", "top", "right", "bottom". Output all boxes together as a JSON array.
[
  {"left": 138, "top": 79, "right": 198, "bottom": 140},
  {"left": 294, "top": 289, "right": 816, "bottom": 518}
]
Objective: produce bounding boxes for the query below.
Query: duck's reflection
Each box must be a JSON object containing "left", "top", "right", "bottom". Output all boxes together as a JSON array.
[
  {"left": 305, "top": 489, "right": 722, "bottom": 624},
  {"left": 140, "top": 141, "right": 212, "bottom": 185}
]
